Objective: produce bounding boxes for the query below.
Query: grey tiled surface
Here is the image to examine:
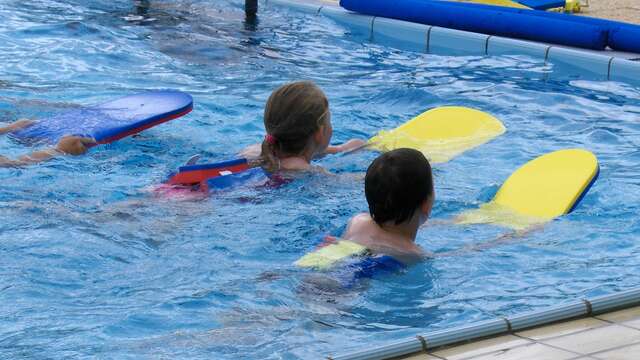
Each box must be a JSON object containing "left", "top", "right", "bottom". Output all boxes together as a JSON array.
[{"left": 399, "top": 306, "right": 640, "bottom": 360}]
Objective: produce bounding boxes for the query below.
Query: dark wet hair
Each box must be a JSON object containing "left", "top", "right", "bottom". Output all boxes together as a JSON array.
[
  {"left": 365, "top": 148, "right": 434, "bottom": 226},
  {"left": 259, "top": 81, "right": 329, "bottom": 172}
]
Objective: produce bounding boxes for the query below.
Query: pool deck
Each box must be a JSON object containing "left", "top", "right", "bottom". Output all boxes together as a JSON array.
[
  {"left": 577, "top": 0, "right": 640, "bottom": 25},
  {"left": 395, "top": 306, "right": 640, "bottom": 360}
]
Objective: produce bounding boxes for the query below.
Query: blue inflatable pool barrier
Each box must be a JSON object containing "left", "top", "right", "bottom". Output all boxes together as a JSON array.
[
  {"left": 432, "top": 0, "right": 640, "bottom": 53},
  {"left": 10, "top": 90, "right": 193, "bottom": 145},
  {"left": 340, "top": 0, "right": 609, "bottom": 50}
]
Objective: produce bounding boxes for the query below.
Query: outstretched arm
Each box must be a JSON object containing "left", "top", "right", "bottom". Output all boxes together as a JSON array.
[
  {"left": 240, "top": 138, "right": 368, "bottom": 159},
  {"left": 0, "top": 119, "right": 34, "bottom": 134},
  {"left": 0, "top": 135, "right": 95, "bottom": 167},
  {"left": 324, "top": 139, "right": 367, "bottom": 155},
  {"left": 436, "top": 224, "right": 543, "bottom": 258}
]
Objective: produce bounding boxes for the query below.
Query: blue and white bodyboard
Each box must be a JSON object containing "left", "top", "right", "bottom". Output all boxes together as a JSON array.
[{"left": 10, "top": 91, "right": 193, "bottom": 145}]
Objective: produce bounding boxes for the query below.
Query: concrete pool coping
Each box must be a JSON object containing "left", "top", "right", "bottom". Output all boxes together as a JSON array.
[
  {"left": 328, "top": 287, "right": 640, "bottom": 359},
  {"left": 266, "top": 0, "right": 640, "bottom": 86},
  {"left": 397, "top": 306, "right": 640, "bottom": 360}
]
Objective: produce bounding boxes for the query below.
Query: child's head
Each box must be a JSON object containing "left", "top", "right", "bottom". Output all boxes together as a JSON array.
[
  {"left": 365, "top": 148, "right": 434, "bottom": 227},
  {"left": 260, "top": 81, "right": 332, "bottom": 171}
]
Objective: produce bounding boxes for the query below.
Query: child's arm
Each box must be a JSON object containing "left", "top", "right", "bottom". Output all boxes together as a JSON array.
[
  {"left": 420, "top": 218, "right": 454, "bottom": 227},
  {"left": 0, "top": 119, "right": 35, "bottom": 134},
  {"left": 238, "top": 143, "right": 261, "bottom": 159},
  {"left": 436, "top": 225, "right": 542, "bottom": 258},
  {"left": 240, "top": 139, "right": 368, "bottom": 159},
  {"left": 324, "top": 139, "right": 367, "bottom": 155},
  {"left": 0, "top": 135, "right": 95, "bottom": 167}
]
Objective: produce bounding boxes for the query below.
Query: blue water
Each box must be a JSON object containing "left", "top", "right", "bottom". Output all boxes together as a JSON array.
[{"left": 1, "top": 0, "right": 640, "bottom": 358}]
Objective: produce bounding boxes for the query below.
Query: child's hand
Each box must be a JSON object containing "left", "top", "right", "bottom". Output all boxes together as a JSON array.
[
  {"left": 55, "top": 136, "right": 95, "bottom": 155},
  {"left": 239, "top": 143, "right": 261, "bottom": 159},
  {"left": 0, "top": 155, "right": 16, "bottom": 167},
  {"left": 325, "top": 139, "right": 367, "bottom": 154},
  {"left": 0, "top": 119, "right": 35, "bottom": 134},
  {"left": 339, "top": 139, "right": 367, "bottom": 152},
  {"left": 323, "top": 235, "right": 339, "bottom": 244},
  {"left": 9, "top": 119, "right": 35, "bottom": 131}
]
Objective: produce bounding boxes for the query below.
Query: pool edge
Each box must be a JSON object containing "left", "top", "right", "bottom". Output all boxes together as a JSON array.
[
  {"left": 328, "top": 287, "right": 640, "bottom": 359},
  {"left": 267, "top": 0, "right": 640, "bottom": 86}
]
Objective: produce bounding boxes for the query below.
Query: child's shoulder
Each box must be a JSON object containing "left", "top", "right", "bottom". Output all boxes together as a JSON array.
[
  {"left": 350, "top": 212, "right": 373, "bottom": 224},
  {"left": 346, "top": 213, "right": 376, "bottom": 233}
]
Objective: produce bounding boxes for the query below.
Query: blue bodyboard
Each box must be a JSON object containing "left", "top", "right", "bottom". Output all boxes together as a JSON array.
[{"left": 10, "top": 90, "right": 193, "bottom": 145}]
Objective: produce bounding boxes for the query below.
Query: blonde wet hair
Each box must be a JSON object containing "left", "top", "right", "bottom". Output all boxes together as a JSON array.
[{"left": 259, "top": 81, "right": 330, "bottom": 172}]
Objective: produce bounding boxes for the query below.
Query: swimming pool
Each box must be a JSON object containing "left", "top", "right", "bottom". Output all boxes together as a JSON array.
[{"left": 1, "top": 0, "right": 640, "bottom": 358}]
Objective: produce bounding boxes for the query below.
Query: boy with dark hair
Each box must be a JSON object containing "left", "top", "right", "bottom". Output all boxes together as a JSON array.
[
  {"left": 338, "top": 148, "right": 434, "bottom": 263},
  {"left": 295, "top": 148, "right": 433, "bottom": 281}
]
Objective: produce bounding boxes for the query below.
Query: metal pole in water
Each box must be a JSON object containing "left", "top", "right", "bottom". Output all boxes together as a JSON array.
[{"left": 245, "top": 0, "right": 258, "bottom": 18}]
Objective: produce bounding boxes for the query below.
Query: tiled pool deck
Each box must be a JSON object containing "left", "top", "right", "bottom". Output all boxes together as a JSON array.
[{"left": 396, "top": 307, "right": 640, "bottom": 360}]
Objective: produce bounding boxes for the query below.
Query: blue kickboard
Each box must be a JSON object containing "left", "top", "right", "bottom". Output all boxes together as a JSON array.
[{"left": 10, "top": 90, "right": 193, "bottom": 145}]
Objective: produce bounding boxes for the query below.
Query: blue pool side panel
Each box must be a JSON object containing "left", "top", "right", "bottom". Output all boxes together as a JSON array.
[
  {"left": 428, "top": 0, "right": 640, "bottom": 53},
  {"left": 340, "top": 0, "right": 608, "bottom": 50}
]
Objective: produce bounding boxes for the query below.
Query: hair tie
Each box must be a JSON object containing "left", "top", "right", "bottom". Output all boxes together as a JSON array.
[{"left": 265, "top": 134, "right": 277, "bottom": 145}]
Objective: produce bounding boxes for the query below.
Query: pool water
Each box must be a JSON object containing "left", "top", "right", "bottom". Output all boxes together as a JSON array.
[{"left": 1, "top": 0, "right": 640, "bottom": 358}]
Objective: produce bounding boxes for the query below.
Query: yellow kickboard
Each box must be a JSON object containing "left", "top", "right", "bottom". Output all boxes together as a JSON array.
[
  {"left": 446, "top": 0, "right": 531, "bottom": 9},
  {"left": 368, "top": 106, "right": 505, "bottom": 164},
  {"left": 294, "top": 240, "right": 367, "bottom": 270},
  {"left": 458, "top": 149, "right": 599, "bottom": 229}
]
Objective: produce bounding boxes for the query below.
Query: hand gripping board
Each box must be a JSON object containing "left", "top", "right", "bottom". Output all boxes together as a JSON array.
[{"left": 11, "top": 90, "right": 193, "bottom": 145}]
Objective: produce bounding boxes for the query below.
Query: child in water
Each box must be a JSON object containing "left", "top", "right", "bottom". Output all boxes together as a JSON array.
[
  {"left": 1, "top": 81, "right": 361, "bottom": 171},
  {"left": 241, "top": 80, "right": 365, "bottom": 172},
  {"left": 0, "top": 119, "right": 94, "bottom": 167},
  {"left": 293, "top": 148, "right": 434, "bottom": 290},
  {"left": 329, "top": 148, "right": 435, "bottom": 264},
  {"left": 165, "top": 80, "right": 365, "bottom": 193}
]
